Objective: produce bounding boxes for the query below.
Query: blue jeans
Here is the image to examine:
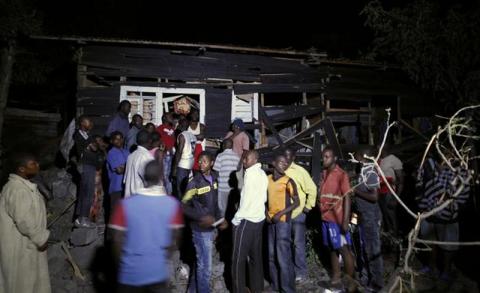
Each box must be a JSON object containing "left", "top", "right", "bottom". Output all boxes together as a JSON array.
[
  {"left": 268, "top": 221, "right": 295, "bottom": 293},
  {"left": 163, "top": 154, "right": 173, "bottom": 195},
  {"left": 292, "top": 212, "right": 307, "bottom": 279},
  {"left": 176, "top": 167, "right": 191, "bottom": 199},
  {"left": 189, "top": 230, "right": 214, "bottom": 293}
]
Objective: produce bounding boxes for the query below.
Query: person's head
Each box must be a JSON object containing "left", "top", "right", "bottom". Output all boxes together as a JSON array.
[
  {"left": 11, "top": 152, "right": 39, "bottom": 179},
  {"left": 223, "top": 138, "right": 233, "bottom": 150},
  {"left": 131, "top": 114, "right": 143, "bottom": 129},
  {"left": 118, "top": 100, "right": 131, "bottom": 116},
  {"left": 151, "top": 132, "right": 162, "bottom": 148},
  {"left": 93, "top": 135, "right": 107, "bottom": 151},
  {"left": 144, "top": 160, "right": 164, "bottom": 187},
  {"left": 232, "top": 118, "right": 244, "bottom": 133},
  {"left": 243, "top": 150, "right": 259, "bottom": 169},
  {"left": 78, "top": 115, "right": 93, "bottom": 132},
  {"left": 355, "top": 146, "right": 374, "bottom": 163},
  {"left": 177, "top": 118, "right": 190, "bottom": 132},
  {"left": 189, "top": 110, "right": 200, "bottom": 123},
  {"left": 198, "top": 151, "right": 214, "bottom": 174},
  {"left": 145, "top": 123, "right": 156, "bottom": 133},
  {"left": 110, "top": 131, "right": 124, "bottom": 148},
  {"left": 272, "top": 154, "right": 289, "bottom": 176},
  {"left": 162, "top": 112, "right": 174, "bottom": 125},
  {"left": 284, "top": 148, "right": 296, "bottom": 167},
  {"left": 136, "top": 130, "right": 152, "bottom": 148},
  {"left": 322, "top": 146, "right": 337, "bottom": 170}
]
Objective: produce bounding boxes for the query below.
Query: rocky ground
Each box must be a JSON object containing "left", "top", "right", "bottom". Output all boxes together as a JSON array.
[{"left": 43, "top": 167, "right": 479, "bottom": 293}]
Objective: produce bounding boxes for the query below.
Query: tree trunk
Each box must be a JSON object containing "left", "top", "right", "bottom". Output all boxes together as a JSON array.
[{"left": 0, "top": 42, "right": 16, "bottom": 173}]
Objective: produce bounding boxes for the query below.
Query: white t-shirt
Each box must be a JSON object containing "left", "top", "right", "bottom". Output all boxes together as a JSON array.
[
  {"left": 123, "top": 146, "right": 154, "bottom": 197},
  {"left": 379, "top": 154, "right": 403, "bottom": 182}
]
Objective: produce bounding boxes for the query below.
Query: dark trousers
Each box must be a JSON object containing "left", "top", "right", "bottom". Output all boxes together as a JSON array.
[
  {"left": 76, "top": 164, "right": 96, "bottom": 218},
  {"left": 117, "top": 281, "right": 169, "bottom": 293},
  {"left": 268, "top": 221, "right": 295, "bottom": 293},
  {"left": 292, "top": 212, "right": 307, "bottom": 279},
  {"left": 359, "top": 206, "right": 384, "bottom": 288},
  {"left": 176, "top": 167, "right": 191, "bottom": 199},
  {"left": 379, "top": 192, "right": 398, "bottom": 236},
  {"left": 231, "top": 220, "right": 264, "bottom": 293}
]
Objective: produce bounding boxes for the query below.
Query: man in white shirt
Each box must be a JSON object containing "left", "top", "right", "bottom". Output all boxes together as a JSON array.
[
  {"left": 378, "top": 144, "right": 404, "bottom": 236},
  {"left": 124, "top": 130, "right": 154, "bottom": 197},
  {"left": 231, "top": 150, "right": 268, "bottom": 293}
]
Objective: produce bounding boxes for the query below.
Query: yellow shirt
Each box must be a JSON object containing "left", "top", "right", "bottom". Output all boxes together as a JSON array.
[
  {"left": 285, "top": 162, "right": 318, "bottom": 219},
  {"left": 267, "top": 175, "right": 295, "bottom": 222}
]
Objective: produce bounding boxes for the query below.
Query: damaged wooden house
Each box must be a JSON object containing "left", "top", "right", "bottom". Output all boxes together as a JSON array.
[{"left": 37, "top": 36, "right": 430, "bottom": 180}]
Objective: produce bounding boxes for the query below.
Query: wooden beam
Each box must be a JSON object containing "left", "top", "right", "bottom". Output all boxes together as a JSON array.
[
  {"left": 322, "top": 118, "right": 344, "bottom": 160},
  {"left": 259, "top": 105, "right": 284, "bottom": 147},
  {"left": 260, "top": 93, "right": 267, "bottom": 147},
  {"left": 267, "top": 105, "right": 325, "bottom": 122},
  {"left": 311, "top": 132, "right": 323, "bottom": 184}
]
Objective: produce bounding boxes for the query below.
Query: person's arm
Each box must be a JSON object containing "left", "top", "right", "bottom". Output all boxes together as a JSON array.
[
  {"left": 107, "top": 201, "right": 127, "bottom": 264},
  {"left": 181, "top": 179, "right": 210, "bottom": 225},
  {"left": 303, "top": 169, "right": 318, "bottom": 212},
  {"left": 272, "top": 179, "right": 300, "bottom": 223},
  {"left": 172, "top": 134, "right": 185, "bottom": 177},
  {"left": 197, "top": 123, "right": 206, "bottom": 141},
  {"left": 214, "top": 188, "right": 228, "bottom": 230},
  {"left": 168, "top": 203, "right": 184, "bottom": 256},
  {"left": 213, "top": 154, "right": 222, "bottom": 172},
  {"left": 6, "top": 188, "right": 50, "bottom": 250},
  {"left": 317, "top": 174, "right": 324, "bottom": 206},
  {"left": 237, "top": 133, "right": 250, "bottom": 170},
  {"left": 342, "top": 193, "right": 352, "bottom": 234},
  {"left": 107, "top": 151, "right": 125, "bottom": 175}
]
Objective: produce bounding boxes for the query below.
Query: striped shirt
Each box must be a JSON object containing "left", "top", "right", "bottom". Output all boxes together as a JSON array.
[
  {"left": 213, "top": 149, "right": 240, "bottom": 193},
  {"left": 417, "top": 162, "right": 470, "bottom": 223}
]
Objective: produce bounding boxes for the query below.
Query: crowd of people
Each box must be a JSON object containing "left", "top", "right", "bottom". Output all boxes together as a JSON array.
[{"left": 0, "top": 99, "right": 471, "bottom": 293}]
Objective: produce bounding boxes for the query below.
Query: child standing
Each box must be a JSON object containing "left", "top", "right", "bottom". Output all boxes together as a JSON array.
[
  {"left": 319, "top": 146, "right": 355, "bottom": 290},
  {"left": 182, "top": 151, "right": 227, "bottom": 293},
  {"left": 266, "top": 154, "right": 299, "bottom": 293},
  {"left": 106, "top": 131, "right": 129, "bottom": 217}
]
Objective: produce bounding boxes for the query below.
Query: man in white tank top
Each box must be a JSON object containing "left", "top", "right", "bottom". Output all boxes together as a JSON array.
[
  {"left": 172, "top": 118, "right": 196, "bottom": 199},
  {"left": 187, "top": 110, "right": 206, "bottom": 171}
]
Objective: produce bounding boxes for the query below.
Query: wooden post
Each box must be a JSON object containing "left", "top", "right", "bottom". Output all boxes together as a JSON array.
[
  {"left": 368, "top": 100, "right": 373, "bottom": 145},
  {"left": 260, "top": 93, "right": 266, "bottom": 146},
  {"left": 302, "top": 92, "right": 308, "bottom": 130},
  {"left": 311, "top": 132, "right": 323, "bottom": 184}
]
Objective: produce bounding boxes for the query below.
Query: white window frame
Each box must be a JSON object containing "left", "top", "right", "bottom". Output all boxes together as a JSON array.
[
  {"left": 120, "top": 86, "right": 206, "bottom": 125},
  {"left": 231, "top": 91, "right": 259, "bottom": 123}
]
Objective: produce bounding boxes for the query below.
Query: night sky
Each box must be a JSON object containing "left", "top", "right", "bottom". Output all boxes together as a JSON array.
[{"left": 37, "top": 1, "right": 377, "bottom": 58}]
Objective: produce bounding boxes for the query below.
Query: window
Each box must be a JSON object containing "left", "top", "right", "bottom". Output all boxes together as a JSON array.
[
  {"left": 231, "top": 92, "right": 258, "bottom": 123},
  {"left": 120, "top": 86, "right": 205, "bottom": 125}
]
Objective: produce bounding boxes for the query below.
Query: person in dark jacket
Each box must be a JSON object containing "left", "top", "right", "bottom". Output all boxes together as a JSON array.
[{"left": 182, "top": 151, "right": 227, "bottom": 293}]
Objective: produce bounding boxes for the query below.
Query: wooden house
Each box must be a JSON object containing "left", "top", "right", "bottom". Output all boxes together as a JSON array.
[{"left": 35, "top": 36, "right": 431, "bottom": 179}]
